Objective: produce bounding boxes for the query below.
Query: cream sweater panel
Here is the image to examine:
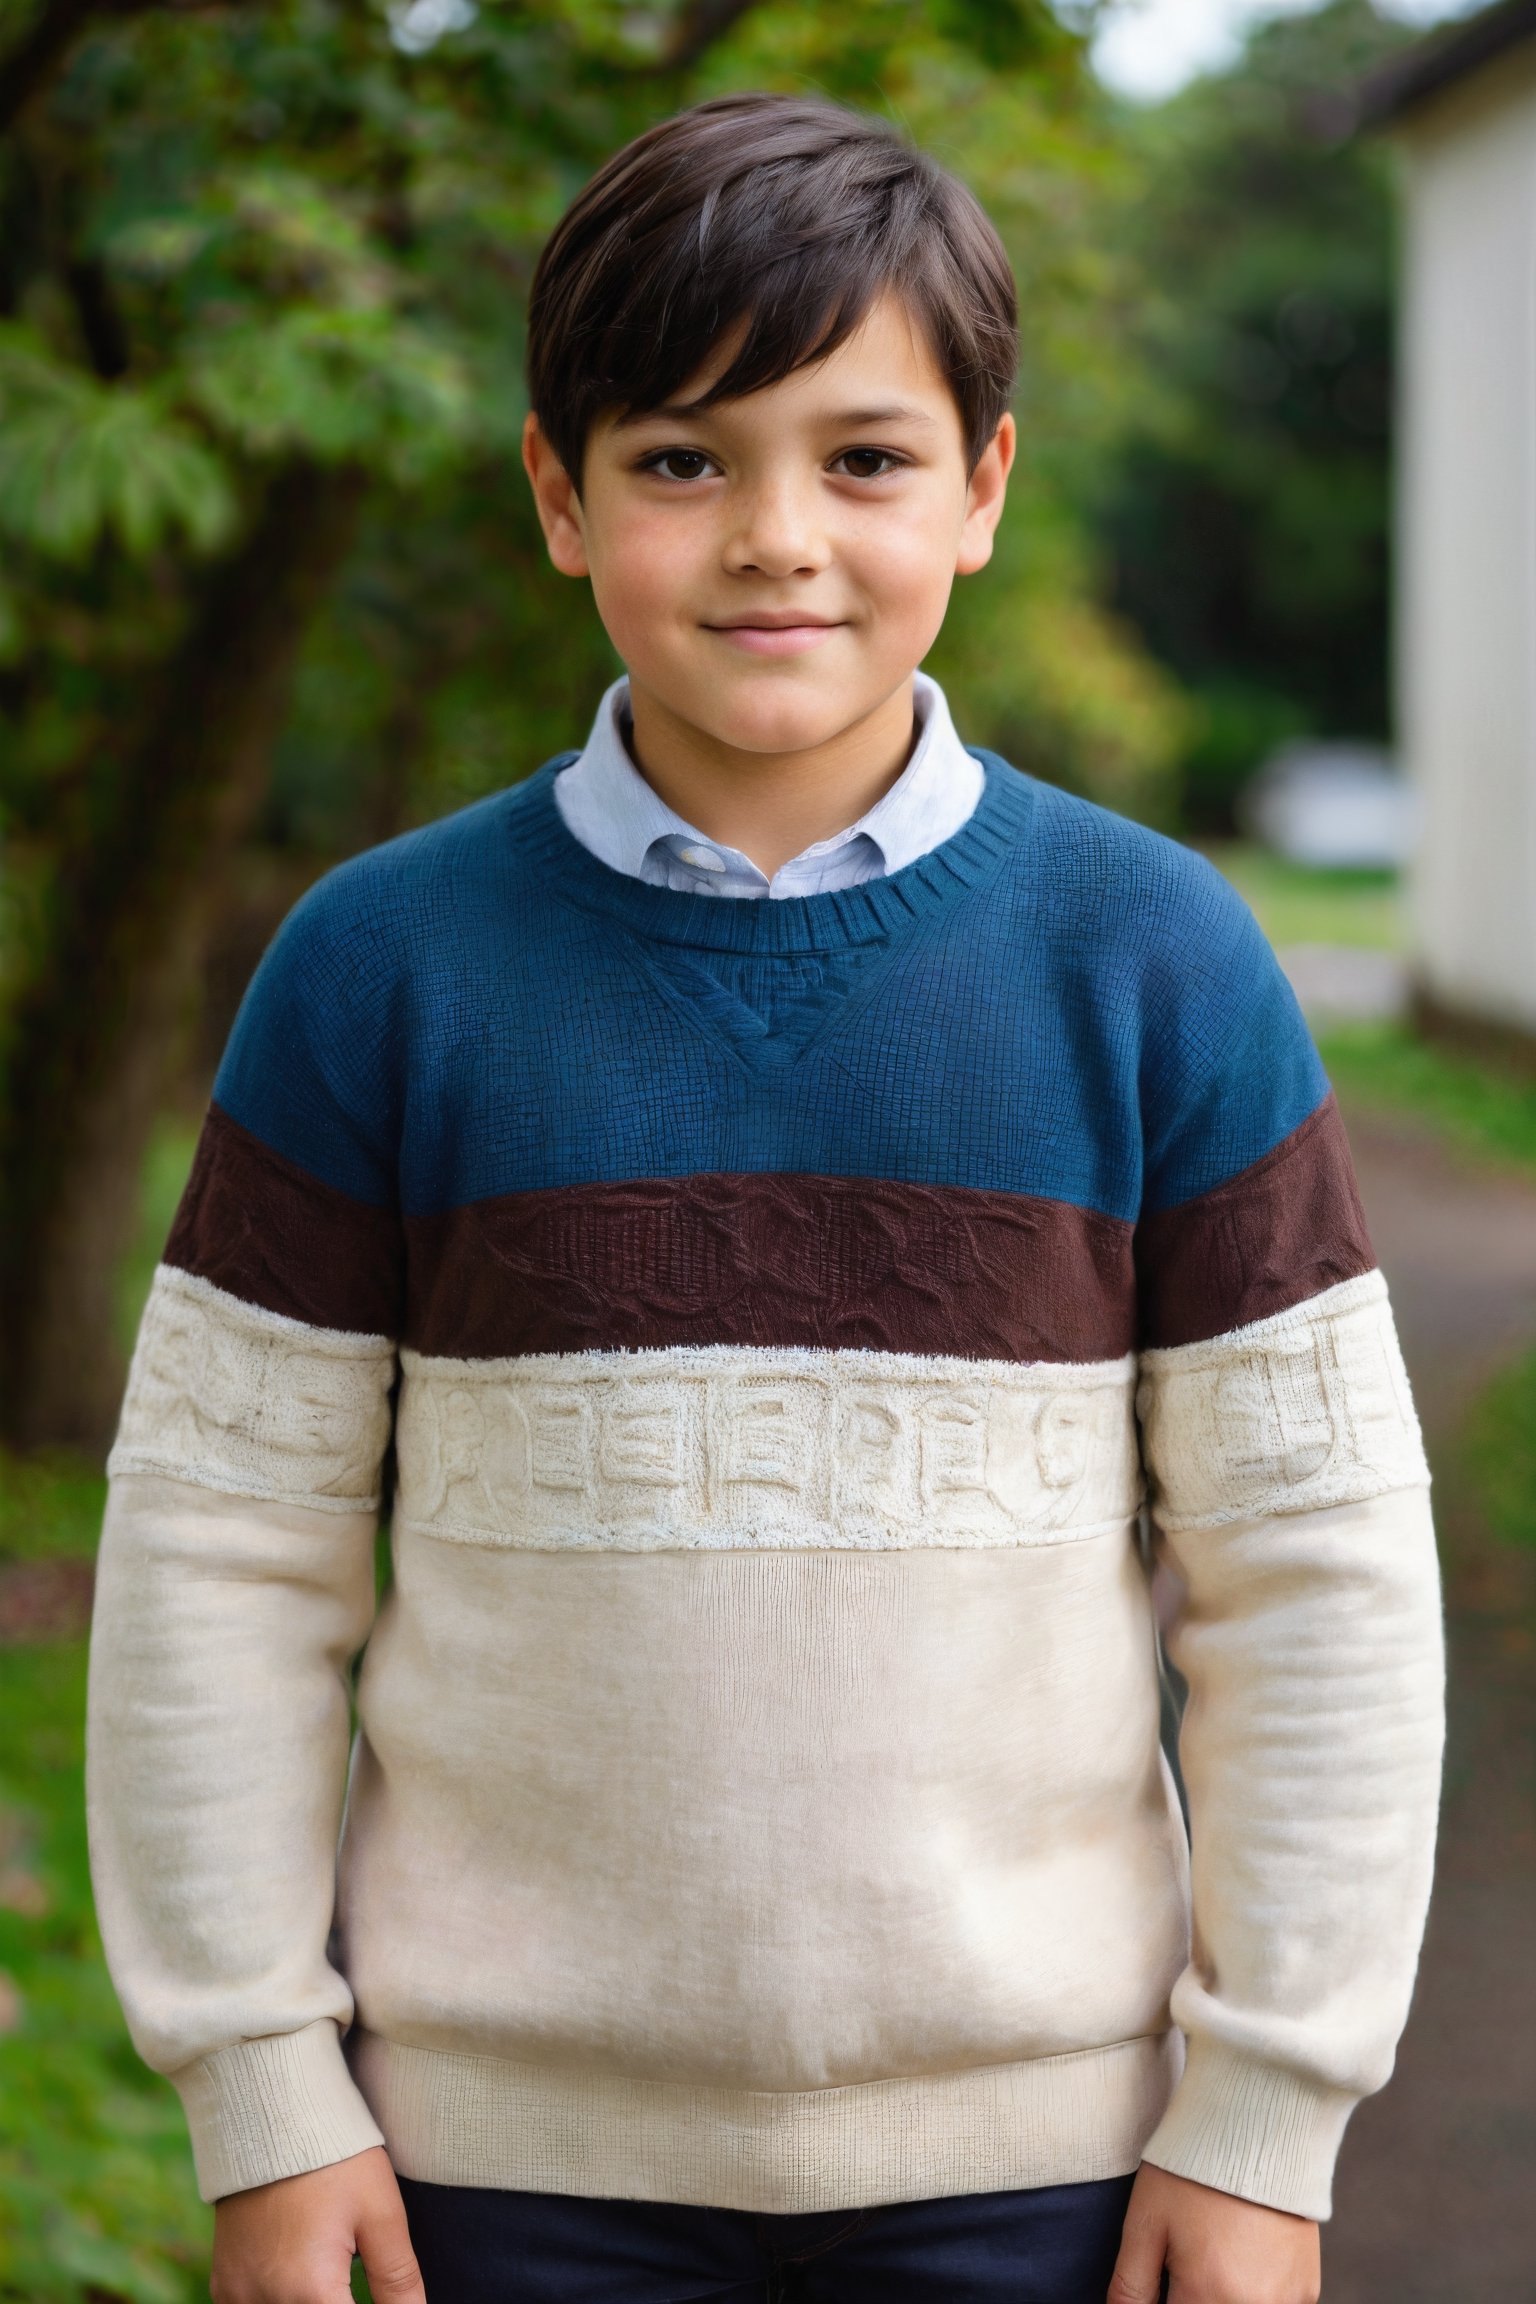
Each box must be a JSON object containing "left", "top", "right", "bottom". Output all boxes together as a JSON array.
[
  {"left": 1135, "top": 1274, "right": 1444, "bottom": 2210},
  {"left": 88, "top": 1266, "right": 1441, "bottom": 2215}
]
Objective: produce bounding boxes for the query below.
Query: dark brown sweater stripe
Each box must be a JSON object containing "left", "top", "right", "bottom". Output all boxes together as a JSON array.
[
  {"left": 165, "top": 1096, "right": 1375, "bottom": 1365},
  {"left": 164, "top": 1104, "right": 403, "bottom": 1338},
  {"left": 1135, "top": 1092, "right": 1376, "bottom": 1350},
  {"left": 403, "top": 1172, "right": 1137, "bottom": 1363}
]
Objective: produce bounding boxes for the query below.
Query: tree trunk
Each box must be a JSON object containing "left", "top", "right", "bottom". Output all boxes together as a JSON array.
[{"left": 0, "top": 458, "right": 366, "bottom": 1456}]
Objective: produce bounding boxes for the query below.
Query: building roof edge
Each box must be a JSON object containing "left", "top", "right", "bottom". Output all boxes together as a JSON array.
[{"left": 1360, "top": 0, "right": 1536, "bottom": 126}]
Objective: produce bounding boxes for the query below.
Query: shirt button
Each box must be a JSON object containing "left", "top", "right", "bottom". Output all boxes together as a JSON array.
[{"left": 678, "top": 844, "right": 726, "bottom": 872}]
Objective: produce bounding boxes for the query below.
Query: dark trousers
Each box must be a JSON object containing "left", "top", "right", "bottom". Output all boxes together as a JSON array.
[{"left": 398, "top": 2171, "right": 1136, "bottom": 2303}]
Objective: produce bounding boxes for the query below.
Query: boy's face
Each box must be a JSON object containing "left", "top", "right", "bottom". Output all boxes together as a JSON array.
[{"left": 524, "top": 292, "right": 1014, "bottom": 762}]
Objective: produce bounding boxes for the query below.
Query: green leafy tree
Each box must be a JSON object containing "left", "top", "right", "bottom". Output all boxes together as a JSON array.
[{"left": 1089, "top": 0, "right": 1415, "bottom": 828}]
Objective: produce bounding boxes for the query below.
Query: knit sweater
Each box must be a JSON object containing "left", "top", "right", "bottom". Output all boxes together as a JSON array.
[{"left": 86, "top": 751, "right": 1444, "bottom": 2219}]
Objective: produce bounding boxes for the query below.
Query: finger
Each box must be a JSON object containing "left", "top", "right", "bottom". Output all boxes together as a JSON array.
[
  {"left": 355, "top": 2198, "right": 427, "bottom": 2304},
  {"left": 1107, "top": 2198, "right": 1170, "bottom": 2304}
]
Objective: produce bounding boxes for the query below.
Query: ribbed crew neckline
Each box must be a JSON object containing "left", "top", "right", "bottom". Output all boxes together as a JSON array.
[{"left": 509, "top": 749, "right": 1034, "bottom": 955}]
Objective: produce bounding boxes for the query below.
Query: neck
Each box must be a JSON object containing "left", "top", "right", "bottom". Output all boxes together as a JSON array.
[{"left": 624, "top": 678, "right": 919, "bottom": 879}]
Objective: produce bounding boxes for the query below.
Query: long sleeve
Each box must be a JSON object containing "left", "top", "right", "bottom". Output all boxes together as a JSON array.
[
  {"left": 1137, "top": 1277, "right": 1443, "bottom": 2218},
  {"left": 1130, "top": 879, "right": 1445, "bottom": 2219},
  {"left": 87, "top": 868, "right": 407, "bottom": 2201}
]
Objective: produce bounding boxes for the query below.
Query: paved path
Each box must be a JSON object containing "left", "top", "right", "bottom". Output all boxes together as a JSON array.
[{"left": 1324, "top": 1107, "right": 1536, "bottom": 2301}]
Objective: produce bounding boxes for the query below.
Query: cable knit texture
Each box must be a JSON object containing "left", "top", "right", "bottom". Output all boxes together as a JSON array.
[
  {"left": 109, "top": 1266, "right": 394, "bottom": 1511},
  {"left": 392, "top": 1342, "right": 1141, "bottom": 1551},
  {"left": 87, "top": 745, "right": 1443, "bottom": 2218},
  {"left": 1136, "top": 1272, "right": 1428, "bottom": 1531}
]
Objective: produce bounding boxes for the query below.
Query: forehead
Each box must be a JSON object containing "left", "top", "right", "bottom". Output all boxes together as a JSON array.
[{"left": 607, "top": 291, "right": 961, "bottom": 438}]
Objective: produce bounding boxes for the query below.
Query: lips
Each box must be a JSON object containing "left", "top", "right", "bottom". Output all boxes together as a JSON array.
[
  {"left": 704, "top": 616, "right": 844, "bottom": 658},
  {"left": 708, "top": 613, "right": 841, "bottom": 630}
]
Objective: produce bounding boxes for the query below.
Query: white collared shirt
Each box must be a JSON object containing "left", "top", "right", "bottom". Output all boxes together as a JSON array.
[{"left": 553, "top": 672, "right": 983, "bottom": 898}]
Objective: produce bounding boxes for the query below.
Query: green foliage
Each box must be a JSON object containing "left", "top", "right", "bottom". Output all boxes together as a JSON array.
[
  {"left": 0, "top": 1638, "right": 212, "bottom": 2304},
  {"left": 0, "top": 1450, "right": 105, "bottom": 1567},
  {"left": 0, "top": 1643, "right": 212, "bottom": 2303},
  {"left": 0, "top": 576, "right": 23, "bottom": 668},
  {"left": 0, "top": 327, "right": 235, "bottom": 561},
  {"left": 1088, "top": 0, "right": 1415, "bottom": 828},
  {"left": 1176, "top": 681, "right": 1312, "bottom": 832},
  {"left": 114, "top": 1119, "right": 198, "bottom": 1360},
  {"left": 188, "top": 306, "right": 477, "bottom": 476},
  {"left": 929, "top": 497, "right": 1187, "bottom": 825},
  {"left": 1461, "top": 1348, "right": 1536, "bottom": 1554}
]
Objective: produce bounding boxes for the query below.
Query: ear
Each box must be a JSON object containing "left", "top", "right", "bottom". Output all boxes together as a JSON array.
[
  {"left": 955, "top": 413, "right": 1016, "bottom": 577},
  {"left": 522, "top": 413, "right": 590, "bottom": 578}
]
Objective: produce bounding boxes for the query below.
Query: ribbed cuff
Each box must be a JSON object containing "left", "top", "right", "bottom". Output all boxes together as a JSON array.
[
  {"left": 171, "top": 2018, "right": 386, "bottom": 2201},
  {"left": 1139, "top": 2038, "right": 1357, "bottom": 2221}
]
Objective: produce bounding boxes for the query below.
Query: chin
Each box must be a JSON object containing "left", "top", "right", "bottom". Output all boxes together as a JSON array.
[{"left": 702, "top": 685, "right": 863, "bottom": 759}]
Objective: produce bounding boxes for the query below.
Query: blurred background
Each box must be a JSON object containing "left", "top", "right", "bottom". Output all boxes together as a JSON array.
[{"left": 1, "top": 0, "right": 1533, "bottom": 2292}]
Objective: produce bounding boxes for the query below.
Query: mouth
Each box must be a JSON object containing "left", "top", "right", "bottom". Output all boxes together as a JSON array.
[{"left": 702, "top": 615, "right": 845, "bottom": 659}]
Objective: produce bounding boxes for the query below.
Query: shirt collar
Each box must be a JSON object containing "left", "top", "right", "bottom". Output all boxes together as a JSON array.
[{"left": 553, "top": 671, "right": 981, "bottom": 891}]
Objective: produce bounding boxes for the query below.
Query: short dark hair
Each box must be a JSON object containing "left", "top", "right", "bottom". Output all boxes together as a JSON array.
[{"left": 526, "top": 93, "right": 1018, "bottom": 482}]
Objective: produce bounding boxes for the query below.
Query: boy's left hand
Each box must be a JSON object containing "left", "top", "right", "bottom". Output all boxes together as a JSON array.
[{"left": 1108, "top": 2162, "right": 1321, "bottom": 2304}]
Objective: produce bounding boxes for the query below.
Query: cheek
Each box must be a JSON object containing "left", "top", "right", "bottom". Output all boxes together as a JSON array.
[
  {"left": 847, "top": 506, "right": 960, "bottom": 639},
  {"left": 586, "top": 515, "right": 704, "bottom": 658}
]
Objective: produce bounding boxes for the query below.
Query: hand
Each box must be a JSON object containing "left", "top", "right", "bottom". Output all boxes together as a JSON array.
[
  {"left": 211, "top": 2146, "right": 426, "bottom": 2304},
  {"left": 1108, "top": 2162, "right": 1321, "bottom": 2304}
]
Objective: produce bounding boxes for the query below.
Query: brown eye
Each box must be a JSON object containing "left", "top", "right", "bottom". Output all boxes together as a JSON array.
[{"left": 651, "top": 449, "right": 712, "bottom": 480}]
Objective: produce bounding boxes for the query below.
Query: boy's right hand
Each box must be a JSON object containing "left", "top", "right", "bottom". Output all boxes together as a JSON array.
[{"left": 211, "top": 2146, "right": 427, "bottom": 2304}]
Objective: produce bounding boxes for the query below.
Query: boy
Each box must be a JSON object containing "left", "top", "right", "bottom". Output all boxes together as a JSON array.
[{"left": 87, "top": 94, "right": 1444, "bottom": 2304}]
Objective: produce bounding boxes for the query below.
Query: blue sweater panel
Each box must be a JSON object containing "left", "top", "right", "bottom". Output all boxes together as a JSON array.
[{"left": 213, "top": 754, "right": 1327, "bottom": 1231}]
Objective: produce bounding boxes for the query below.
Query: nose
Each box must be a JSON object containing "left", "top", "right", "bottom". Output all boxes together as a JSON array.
[{"left": 721, "top": 475, "right": 831, "bottom": 580}]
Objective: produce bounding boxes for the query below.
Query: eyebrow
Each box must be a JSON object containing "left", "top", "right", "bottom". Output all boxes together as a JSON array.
[
  {"left": 613, "top": 400, "right": 939, "bottom": 431},
  {"left": 827, "top": 405, "right": 939, "bottom": 429}
]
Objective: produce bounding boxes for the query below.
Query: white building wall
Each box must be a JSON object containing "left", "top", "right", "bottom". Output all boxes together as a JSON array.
[{"left": 1397, "top": 51, "right": 1536, "bottom": 1033}]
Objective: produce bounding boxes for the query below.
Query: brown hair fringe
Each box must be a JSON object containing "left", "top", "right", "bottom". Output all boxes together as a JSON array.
[{"left": 527, "top": 93, "right": 1018, "bottom": 482}]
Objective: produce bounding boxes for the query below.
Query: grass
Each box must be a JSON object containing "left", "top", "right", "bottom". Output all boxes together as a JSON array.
[
  {"left": 0, "top": 1454, "right": 111, "bottom": 1569},
  {"left": 1317, "top": 1021, "right": 1536, "bottom": 1181},
  {"left": 0, "top": 1647, "right": 211, "bottom": 2304},
  {"left": 1201, "top": 841, "right": 1402, "bottom": 951}
]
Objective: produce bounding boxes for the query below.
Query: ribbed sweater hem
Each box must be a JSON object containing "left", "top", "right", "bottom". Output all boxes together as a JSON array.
[
  {"left": 1141, "top": 2037, "right": 1358, "bottom": 2220},
  {"left": 348, "top": 2028, "right": 1181, "bottom": 2210},
  {"left": 173, "top": 2017, "right": 385, "bottom": 2201}
]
